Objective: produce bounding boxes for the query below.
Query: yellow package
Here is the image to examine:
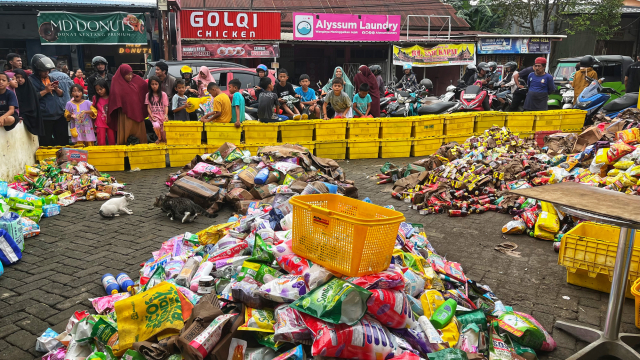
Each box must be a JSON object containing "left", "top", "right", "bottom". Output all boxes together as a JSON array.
[
  {"left": 25, "top": 166, "right": 41, "bottom": 177},
  {"left": 534, "top": 220, "right": 556, "bottom": 241},
  {"left": 595, "top": 148, "right": 612, "bottom": 165},
  {"left": 537, "top": 202, "right": 560, "bottom": 234},
  {"left": 196, "top": 221, "right": 235, "bottom": 245},
  {"left": 441, "top": 317, "right": 461, "bottom": 348},
  {"left": 238, "top": 307, "right": 275, "bottom": 333},
  {"left": 617, "top": 128, "right": 639, "bottom": 143},
  {"left": 420, "top": 290, "right": 445, "bottom": 318},
  {"left": 605, "top": 174, "right": 622, "bottom": 186},
  {"left": 607, "top": 168, "right": 621, "bottom": 177},
  {"left": 614, "top": 161, "right": 634, "bottom": 170},
  {"left": 628, "top": 165, "right": 640, "bottom": 177},
  {"left": 620, "top": 173, "right": 637, "bottom": 187},
  {"left": 423, "top": 266, "right": 436, "bottom": 289}
]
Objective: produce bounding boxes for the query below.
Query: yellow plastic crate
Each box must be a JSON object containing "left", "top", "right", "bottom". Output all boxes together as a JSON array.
[
  {"left": 315, "top": 119, "right": 348, "bottom": 141},
  {"left": 347, "top": 139, "right": 380, "bottom": 159},
  {"left": 86, "top": 146, "right": 126, "bottom": 172},
  {"left": 632, "top": 279, "right": 640, "bottom": 327},
  {"left": 505, "top": 112, "right": 536, "bottom": 132},
  {"left": 475, "top": 111, "right": 506, "bottom": 132},
  {"left": 205, "top": 123, "right": 242, "bottom": 148},
  {"left": 165, "top": 132, "right": 202, "bottom": 145},
  {"left": 289, "top": 194, "right": 405, "bottom": 277},
  {"left": 379, "top": 118, "right": 413, "bottom": 139},
  {"left": 347, "top": 118, "right": 381, "bottom": 139},
  {"left": 533, "top": 112, "right": 562, "bottom": 131},
  {"left": 167, "top": 145, "right": 208, "bottom": 167},
  {"left": 380, "top": 138, "right": 412, "bottom": 158},
  {"left": 412, "top": 136, "right": 444, "bottom": 157},
  {"left": 243, "top": 121, "right": 279, "bottom": 144},
  {"left": 559, "top": 109, "right": 587, "bottom": 132},
  {"left": 280, "top": 120, "right": 315, "bottom": 142},
  {"left": 444, "top": 113, "right": 475, "bottom": 135},
  {"left": 559, "top": 222, "right": 640, "bottom": 299},
  {"left": 412, "top": 116, "right": 445, "bottom": 138},
  {"left": 126, "top": 144, "right": 167, "bottom": 170},
  {"left": 291, "top": 141, "right": 315, "bottom": 153},
  {"left": 35, "top": 145, "right": 86, "bottom": 162},
  {"left": 444, "top": 133, "right": 473, "bottom": 145},
  {"left": 315, "top": 140, "right": 347, "bottom": 160},
  {"left": 163, "top": 121, "right": 203, "bottom": 132},
  {"left": 243, "top": 142, "right": 280, "bottom": 156}
]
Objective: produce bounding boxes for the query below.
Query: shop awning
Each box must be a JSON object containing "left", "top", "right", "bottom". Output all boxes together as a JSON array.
[{"left": 0, "top": 0, "right": 156, "bottom": 7}]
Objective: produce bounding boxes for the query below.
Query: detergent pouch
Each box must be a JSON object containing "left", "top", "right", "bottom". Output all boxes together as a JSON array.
[
  {"left": 403, "top": 269, "right": 426, "bottom": 297},
  {"left": 238, "top": 307, "right": 276, "bottom": 333},
  {"left": 273, "top": 304, "right": 313, "bottom": 343},
  {"left": 366, "top": 289, "right": 418, "bottom": 330},
  {"left": 420, "top": 290, "right": 445, "bottom": 318},
  {"left": 276, "top": 253, "right": 312, "bottom": 276},
  {"left": 498, "top": 312, "right": 545, "bottom": 350},
  {"left": 290, "top": 277, "right": 372, "bottom": 325},
  {"left": 488, "top": 324, "right": 512, "bottom": 360},
  {"left": 516, "top": 311, "right": 556, "bottom": 352},
  {"left": 248, "top": 234, "right": 276, "bottom": 264},
  {"left": 258, "top": 275, "right": 308, "bottom": 303},
  {"left": 237, "top": 261, "right": 281, "bottom": 285},
  {"left": 344, "top": 266, "right": 405, "bottom": 291}
]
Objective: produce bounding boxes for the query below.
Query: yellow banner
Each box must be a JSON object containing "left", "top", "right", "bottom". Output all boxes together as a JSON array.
[{"left": 393, "top": 44, "right": 475, "bottom": 67}]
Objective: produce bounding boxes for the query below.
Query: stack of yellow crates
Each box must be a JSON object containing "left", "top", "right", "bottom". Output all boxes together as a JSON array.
[
  {"left": 559, "top": 109, "right": 587, "bottom": 133},
  {"left": 505, "top": 112, "right": 536, "bottom": 133},
  {"left": 411, "top": 115, "right": 445, "bottom": 157},
  {"left": 347, "top": 118, "right": 381, "bottom": 159},
  {"left": 533, "top": 110, "right": 563, "bottom": 131},
  {"left": 475, "top": 111, "right": 506, "bottom": 133},
  {"left": 167, "top": 144, "right": 208, "bottom": 167},
  {"left": 280, "top": 120, "right": 315, "bottom": 143},
  {"left": 315, "top": 119, "right": 347, "bottom": 159},
  {"left": 164, "top": 121, "right": 202, "bottom": 145},
  {"left": 205, "top": 123, "right": 242, "bottom": 148},
  {"left": 86, "top": 146, "right": 126, "bottom": 172},
  {"left": 444, "top": 113, "right": 475, "bottom": 144},
  {"left": 127, "top": 144, "right": 167, "bottom": 170}
]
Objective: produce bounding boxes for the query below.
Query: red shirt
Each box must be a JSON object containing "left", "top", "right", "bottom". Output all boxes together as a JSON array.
[{"left": 74, "top": 77, "right": 87, "bottom": 90}]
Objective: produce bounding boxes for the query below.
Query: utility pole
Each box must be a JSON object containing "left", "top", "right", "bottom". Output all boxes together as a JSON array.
[{"left": 158, "top": 0, "right": 170, "bottom": 60}]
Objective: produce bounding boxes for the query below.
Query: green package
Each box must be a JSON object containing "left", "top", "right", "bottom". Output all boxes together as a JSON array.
[
  {"left": 488, "top": 322, "right": 512, "bottom": 360},
  {"left": 380, "top": 161, "right": 398, "bottom": 175},
  {"left": 237, "top": 261, "right": 280, "bottom": 285},
  {"left": 404, "top": 164, "right": 426, "bottom": 178},
  {"left": 498, "top": 312, "right": 545, "bottom": 350},
  {"left": 44, "top": 195, "right": 59, "bottom": 205},
  {"left": 248, "top": 234, "right": 275, "bottom": 264},
  {"left": 91, "top": 318, "right": 119, "bottom": 347},
  {"left": 254, "top": 332, "right": 284, "bottom": 350},
  {"left": 86, "top": 352, "right": 106, "bottom": 360},
  {"left": 289, "top": 277, "right": 371, "bottom": 325},
  {"left": 456, "top": 309, "right": 487, "bottom": 332},
  {"left": 121, "top": 349, "right": 145, "bottom": 360},
  {"left": 509, "top": 336, "right": 539, "bottom": 360},
  {"left": 143, "top": 265, "right": 166, "bottom": 291},
  {"left": 426, "top": 348, "right": 469, "bottom": 360}
]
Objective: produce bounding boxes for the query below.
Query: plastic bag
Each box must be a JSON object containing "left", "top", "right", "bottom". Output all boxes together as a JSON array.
[
  {"left": 344, "top": 267, "right": 405, "bottom": 291},
  {"left": 290, "top": 277, "right": 372, "bottom": 325},
  {"left": 276, "top": 254, "right": 312, "bottom": 276},
  {"left": 36, "top": 328, "right": 63, "bottom": 353},
  {"left": 258, "top": 275, "right": 308, "bottom": 302},
  {"left": 516, "top": 311, "right": 556, "bottom": 351},
  {"left": 498, "top": 311, "right": 546, "bottom": 350},
  {"left": 89, "top": 293, "right": 131, "bottom": 314},
  {"left": 608, "top": 141, "right": 636, "bottom": 163},
  {"left": 366, "top": 289, "right": 418, "bottom": 329},
  {"left": 238, "top": 307, "right": 276, "bottom": 332},
  {"left": 403, "top": 269, "right": 426, "bottom": 297},
  {"left": 502, "top": 220, "right": 526, "bottom": 234},
  {"left": 273, "top": 304, "right": 313, "bottom": 343},
  {"left": 237, "top": 261, "right": 281, "bottom": 285}
]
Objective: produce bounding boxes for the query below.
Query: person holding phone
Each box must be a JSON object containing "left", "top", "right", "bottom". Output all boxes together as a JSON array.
[{"left": 29, "top": 54, "right": 68, "bottom": 146}]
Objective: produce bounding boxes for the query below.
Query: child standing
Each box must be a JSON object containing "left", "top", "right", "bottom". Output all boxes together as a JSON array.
[
  {"left": 91, "top": 79, "right": 115, "bottom": 145},
  {"left": 172, "top": 79, "right": 189, "bottom": 121},
  {"left": 228, "top": 78, "right": 245, "bottom": 128},
  {"left": 65, "top": 84, "right": 96, "bottom": 146},
  {"left": 295, "top": 74, "right": 320, "bottom": 119},
  {"left": 352, "top": 83, "right": 372, "bottom": 118},
  {"left": 323, "top": 78, "right": 352, "bottom": 119},
  {"left": 257, "top": 77, "right": 287, "bottom": 123},
  {"left": 274, "top": 69, "right": 300, "bottom": 119},
  {"left": 201, "top": 82, "right": 231, "bottom": 123},
  {"left": 145, "top": 76, "right": 169, "bottom": 144}
]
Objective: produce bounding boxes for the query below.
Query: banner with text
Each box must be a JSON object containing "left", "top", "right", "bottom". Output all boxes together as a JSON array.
[
  {"left": 477, "top": 37, "right": 551, "bottom": 54},
  {"left": 393, "top": 44, "right": 475, "bottom": 67},
  {"left": 182, "top": 43, "right": 279, "bottom": 59},
  {"left": 293, "top": 13, "right": 400, "bottom": 41},
  {"left": 37, "top": 11, "right": 147, "bottom": 45}
]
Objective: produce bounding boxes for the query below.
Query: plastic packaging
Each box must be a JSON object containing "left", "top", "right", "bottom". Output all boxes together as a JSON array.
[
  {"left": 116, "top": 273, "right": 134, "bottom": 293},
  {"left": 366, "top": 289, "right": 418, "bottom": 330},
  {"left": 101, "top": 273, "right": 119, "bottom": 294},
  {"left": 189, "top": 313, "right": 237, "bottom": 358},
  {"left": 176, "top": 256, "right": 201, "bottom": 287},
  {"left": 430, "top": 298, "right": 457, "bottom": 329},
  {"left": 238, "top": 307, "right": 276, "bottom": 332},
  {"left": 189, "top": 261, "right": 214, "bottom": 292}
]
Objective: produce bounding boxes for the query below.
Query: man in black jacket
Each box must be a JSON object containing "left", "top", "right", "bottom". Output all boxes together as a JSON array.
[{"left": 86, "top": 56, "right": 113, "bottom": 101}]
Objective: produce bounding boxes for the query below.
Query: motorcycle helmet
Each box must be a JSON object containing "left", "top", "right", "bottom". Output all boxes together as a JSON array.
[
  {"left": 370, "top": 64, "right": 382, "bottom": 76},
  {"left": 256, "top": 64, "right": 268, "bottom": 73},
  {"left": 31, "top": 54, "right": 55, "bottom": 72},
  {"left": 505, "top": 61, "right": 518, "bottom": 72},
  {"left": 180, "top": 65, "right": 193, "bottom": 78},
  {"left": 419, "top": 78, "right": 433, "bottom": 90},
  {"left": 91, "top": 56, "right": 108, "bottom": 68},
  {"left": 403, "top": 63, "right": 413, "bottom": 71},
  {"left": 488, "top": 61, "right": 497, "bottom": 72},
  {"left": 466, "top": 64, "right": 476, "bottom": 71},
  {"left": 477, "top": 62, "right": 490, "bottom": 72},
  {"left": 580, "top": 55, "right": 595, "bottom": 67}
]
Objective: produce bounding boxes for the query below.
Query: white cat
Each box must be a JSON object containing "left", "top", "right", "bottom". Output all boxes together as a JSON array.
[{"left": 99, "top": 193, "right": 134, "bottom": 218}]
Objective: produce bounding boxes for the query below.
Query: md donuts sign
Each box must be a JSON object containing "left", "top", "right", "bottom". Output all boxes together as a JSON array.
[
  {"left": 37, "top": 12, "right": 147, "bottom": 45},
  {"left": 180, "top": 10, "right": 281, "bottom": 40}
]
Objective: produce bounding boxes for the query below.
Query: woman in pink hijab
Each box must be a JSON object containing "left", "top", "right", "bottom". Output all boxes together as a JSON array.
[{"left": 194, "top": 66, "right": 215, "bottom": 97}]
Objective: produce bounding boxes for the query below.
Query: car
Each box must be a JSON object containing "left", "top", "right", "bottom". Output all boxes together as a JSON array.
[{"left": 145, "top": 60, "right": 247, "bottom": 79}]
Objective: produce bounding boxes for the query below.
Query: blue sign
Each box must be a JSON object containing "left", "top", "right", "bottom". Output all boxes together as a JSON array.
[{"left": 478, "top": 37, "right": 551, "bottom": 54}]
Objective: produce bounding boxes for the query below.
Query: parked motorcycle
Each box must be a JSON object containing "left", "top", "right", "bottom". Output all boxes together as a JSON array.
[
  {"left": 575, "top": 77, "right": 622, "bottom": 125},
  {"left": 459, "top": 83, "right": 490, "bottom": 111},
  {"left": 602, "top": 92, "right": 638, "bottom": 118},
  {"left": 241, "top": 90, "right": 258, "bottom": 120},
  {"left": 548, "top": 84, "right": 574, "bottom": 110}
]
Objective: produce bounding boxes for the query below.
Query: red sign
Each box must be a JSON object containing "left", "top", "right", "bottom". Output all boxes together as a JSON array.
[
  {"left": 180, "top": 10, "right": 281, "bottom": 40},
  {"left": 182, "top": 43, "right": 280, "bottom": 59}
]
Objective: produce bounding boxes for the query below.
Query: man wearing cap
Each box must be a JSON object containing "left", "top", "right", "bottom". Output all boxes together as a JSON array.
[{"left": 524, "top": 57, "right": 555, "bottom": 111}]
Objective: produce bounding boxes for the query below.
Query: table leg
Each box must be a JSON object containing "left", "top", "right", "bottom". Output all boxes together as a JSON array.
[{"left": 554, "top": 227, "right": 640, "bottom": 359}]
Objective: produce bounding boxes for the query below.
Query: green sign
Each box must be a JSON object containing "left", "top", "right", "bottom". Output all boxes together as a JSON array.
[{"left": 37, "top": 11, "right": 147, "bottom": 45}]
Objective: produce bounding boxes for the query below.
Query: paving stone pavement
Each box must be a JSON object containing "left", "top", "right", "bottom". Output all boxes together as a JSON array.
[{"left": 0, "top": 157, "right": 635, "bottom": 359}]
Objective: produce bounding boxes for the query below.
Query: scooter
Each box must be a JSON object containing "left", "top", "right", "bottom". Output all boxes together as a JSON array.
[
  {"left": 548, "top": 84, "right": 574, "bottom": 110},
  {"left": 575, "top": 77, "right": 621, "bottom": 125},
  {"left": 602, "top": 92, "right": 638, "bottom": 118},
  {"left": 389, "top": 90, "right": 419, "bottom": 117},
  {"left": 241, "top": 90, "right": 258, "bottom": 120},
  {"left": 459, "top": 82, "right": 490, "bottom": 111}
]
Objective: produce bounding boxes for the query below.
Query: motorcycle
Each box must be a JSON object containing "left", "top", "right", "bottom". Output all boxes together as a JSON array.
[
  {"left": 241, "top": 90, "right": 258, "bottom": 120},
  {"left": 548, "top": 84, "right": 574, "bottom": 110},
  {"left": 389, "top": 90, "right": 419, "bottom": 117},
  {"left": 575, "top": 77, "right": 621, "bottom": 125},
  {"left": 602, "top": 92, "right": 638, "bottom": 118},
  {"left": 459, "top": 82, "right": 491, "bottom": 111}
]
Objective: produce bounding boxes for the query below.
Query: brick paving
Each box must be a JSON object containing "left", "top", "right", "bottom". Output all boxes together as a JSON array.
[{"left": 0, "top": 157, "right": 635, "bottom": 359}]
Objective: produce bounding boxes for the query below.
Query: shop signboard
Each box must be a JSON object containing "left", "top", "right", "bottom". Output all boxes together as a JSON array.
[
  {"left": 182, "top": 43, "right": 280, "bottom": 59},
  {"left": 37, "top": 12, "right": 147, "bottom": 45},
  {"left": 293, "top": 13, "right": 401, "bottom": 41},
  {"left": 393, "top": 44, "right": 475, "bottom": 67},
  {"left": 478, "top": 37, "right": 551, "bottom": 54},
  {"left": 180, "top": 10, "right": 281, "bottom": 40}
]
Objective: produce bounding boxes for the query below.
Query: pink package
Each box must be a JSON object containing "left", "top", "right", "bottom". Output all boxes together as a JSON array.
[
  {"left": 187, "top": 163, "right": 222, "bottom": 177},
  {"left": 42, "top": 347, "right": 67, "bottom": 360},
  {"left": 516, "top": 311, "right": 557, "bottom": 351},
  {"left": 89, "top": 293, "right": 131, "bottom": 314},
  {"left": 208, "top": 242, "right": 248, "bottom": 262}
]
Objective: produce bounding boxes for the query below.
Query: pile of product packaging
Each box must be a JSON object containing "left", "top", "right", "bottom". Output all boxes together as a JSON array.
[
  {"left": 0, "top": 147, "right": 124, "bottom": 275},
  {"left": 377, "top": 125, "right": 640, "bottom": 244},
  {"left": 163, "top": 143, "right": 358, "bottom": 217},
  {"left": 37, "top": 205, "right": 557, "bottom": 360}
]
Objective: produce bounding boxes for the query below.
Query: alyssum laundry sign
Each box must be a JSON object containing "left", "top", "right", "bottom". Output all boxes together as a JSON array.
[{"left": 180, "top": 10, "right": 281, "bottom": 40}]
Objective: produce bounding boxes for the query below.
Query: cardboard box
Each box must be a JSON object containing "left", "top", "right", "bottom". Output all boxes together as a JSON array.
[
  {"left": 573, "top": 126, "right": 603, "bottom": 153},
  {"left": 213, "top": 142, "right": 237, "bottom": 159},
  {"left": 250, "top": 185, "right": 273, "bottom": 200},
  {"left": 226, "top": 188, "right": 254, "bottom": 202},
  {"left": 169, "top": 177, "right": 220, "bottom": 211}
]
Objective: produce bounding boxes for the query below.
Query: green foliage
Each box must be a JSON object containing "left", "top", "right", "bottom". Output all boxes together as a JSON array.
[
  {"left": 446, "top": 0, "right": 509, "bottom": 34},
  {"left": 563, "top": 0, "right": 624, "bottom": 40}
]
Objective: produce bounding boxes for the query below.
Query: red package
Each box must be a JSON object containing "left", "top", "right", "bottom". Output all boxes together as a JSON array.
[
  {"left": 207, "top": 242, "right": 248, "bottom": 262},
  {"left": 366, "top": 289, "right": 417, "bottom": 330},
  {"left": 276, "top": 253, "right": 312, "bottom": 275},
  {"left": 607, "top": 141, "right": 636, "bottom": 163},
  {"left": 392, "top": 352, "right": 422, "bottom": 360},
  {"left": 302, "top": 313, "right": 394, "bottom": 360},
  {"left": 444, "top": 261, "right": 467, "bottom": 283},
  {"left": 344, "top": 267, "right": 405, "bottom": 291}
]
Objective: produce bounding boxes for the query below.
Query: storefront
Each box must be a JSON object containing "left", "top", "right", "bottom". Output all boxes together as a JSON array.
[{"left": 476, "top": 35, "right": 566, "bottom": 76}]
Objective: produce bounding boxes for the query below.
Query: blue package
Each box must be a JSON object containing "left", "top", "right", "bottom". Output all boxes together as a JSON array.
[
  {"left": 42, "top": 204, "right": 61, "bottom": 218},
  {"left": 0, "top": 229, "right": 22, "bottom": 266},
  {"left": 0, "top": 181, "right": 7, "bottom": 197}
]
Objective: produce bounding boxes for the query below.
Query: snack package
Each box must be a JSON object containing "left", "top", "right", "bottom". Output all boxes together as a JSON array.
[
  {"left": 164, "top": 260, "right": 185, "bottom": 280},
  {"left": 89, "top": 293, "right": 131, "bottom": 314},
  {"left": 276, "top": 254, "right": 312, "bottom": 276},
  {"left": 343, "top": 266, "right": 405, "bottom": 291},
  {"left": 36, "top": 328, "right": 63, "bottom": 353},
  {"left": 303, "top": 313, "right": 394, "bottom": 360},
  {"left": 608, "top": 141, "right": 636, "bottom": 163},
  {"left": 443, "top": 261, "right": 467, "bottom": 282},
  {"left": 258, "top": 275, "right": 308, "bottom": 303},
  {"left": 227, "top": 338, "right": 247, "bottom": 360},
  {"left": 403, "top": 269, "right": 426, "bottom": 297},
  {"left": 271, "top": 345, "right": 306, "bottom": 360},
  {"left": 498, "top": 312, "right": 545, "bottom": 350},
  {"left": 273, "top": 304, "right": 313, "bottom": 343},
  {"left": 502, "top": 220, "right": 526, "bottom": 234},
  {"left": 366, "top": 289, "right": 418, "bottom": 330},
  {"left": 249, "top": 234, "right": 276, "bottom": 264},
  {"left": 237, "top": 261, "right": 281, "bottom": 285},
  {"left": 238, "top": 307, "right": 276, "bottom": 333},
  {"left": 290, "top": 277, "right": 372, "bottom": 325}
]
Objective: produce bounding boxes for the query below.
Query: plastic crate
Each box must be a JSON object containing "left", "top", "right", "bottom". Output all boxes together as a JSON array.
[
  {"left": 314, "top": 119, "right": 348, "bottom": 141},
  {"left": 243, "top": 121, "right": 279, "bottom": 144},
  {"left": 291, "top": 141, "right": 315, "bottom": 153},
  {"left": 412, "top": 116, "right": 445, "bottom": 138},
  {"left": 163, "top": 121, "right": 203, "bottom": 132},
  {"left": 347, "top": 118, "right": 381, "bottom": 139},
  {"left": 533, "top": 112, "right": 562, "bottom": 131},
  {"left": 35, "top": 145, "right": 85, "bottom": 162},
  {"left": 380, "top": 138, "right": 412, "bottom": 158},
  {"left": 164, "top": 121, "right": 203, "bottom": 146},
  {"left": 289, "top": 194, "right": 405, "bottom": 276},
  {"left": 559, "top": 222, "right": 640, "bottom": 299},
  {"left": 279, "top": 120, "right": 315, "bottom": 142},
  {"left": 347, "top": 139, "right": 380, "bottom": 159},
  {"left": 444, "top": 133, "right": 473, "bottom": 145},
  {"left": 632, "top": 278, "right": 640, "bottom": 328},
  {"left": 205, "top": 123, "right": 242, "bottom": 148},
  {"left": 86, "top": 146, "right": 126, "bottom": 172},
  {"left": 126, "top": 144, "right": 167, "bottom": 170},
  {"left": 412, "top": 136, "right": 444, "bottom": 157},
  {"left": 379, "top": 118, "right": 413, "bottom": 139},
  {"left": 559, "top": 109, "right": 587, "bottom": 132},
  {"left": 444, "top": 113, "right": 475, "bottom": 135},
  {"left": 167, "top": 145, "right": 208, "bottom": 167},
  {"left": 315, "top": 140, "right": 347, "bottom": 160},
  {"left": 505, "top": 112, "right": 536, "bottom": 132},
  {"left": 243, "top": 142, "right": 280, "bottom": 156},
  {"left": 475, "top": 111, "right": 506, "bottom": 132}
]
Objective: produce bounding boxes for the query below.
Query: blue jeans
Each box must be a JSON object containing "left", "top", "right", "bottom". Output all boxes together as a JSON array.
[{"left": 497, "top": 89, "right": 511, "bottom": 99}]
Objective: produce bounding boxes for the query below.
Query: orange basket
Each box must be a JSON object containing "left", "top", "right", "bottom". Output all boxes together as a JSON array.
[
  {"left": 632, "top": 278, "right": 640, "bottom": 329},
  {"left": 289, "top": 194, "right": 405, "bottom": 277}
]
